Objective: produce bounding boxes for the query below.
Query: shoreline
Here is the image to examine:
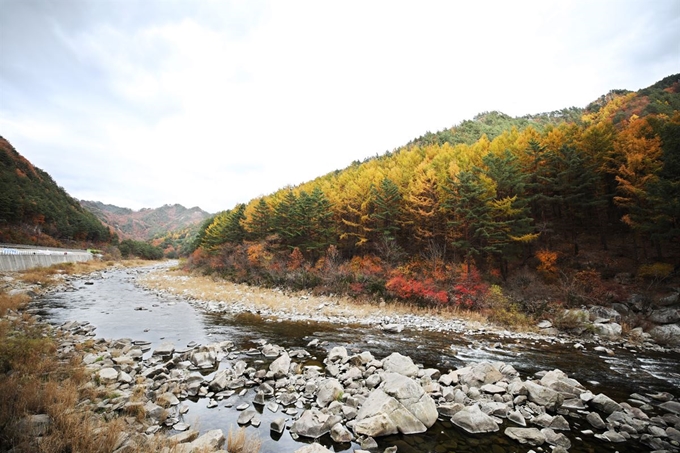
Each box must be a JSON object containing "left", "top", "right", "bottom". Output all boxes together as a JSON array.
[{"left": 137, "top": 265, "right": 678, "bottom": 355}]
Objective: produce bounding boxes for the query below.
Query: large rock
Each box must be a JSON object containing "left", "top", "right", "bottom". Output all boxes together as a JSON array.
[
  {"left": 660, "top": 401, "right": 680, "bottom": 415},
  {"left": 316, "top": 378, "right": 344, "bottom": 408},
  {"left": 524, "top": 381, "right": 564, "bottom": 411},
  {"left": 175, "top": 429, "right": 225, "bottom": 453},
  {"left": 382, "top": 352, "right": 419, "bottom": 377},
  {"left": 327, "top": 346, "right": 348, "bottom": 362},
  {"left": 382, "top": 373, "right": 437, "bottom": 427},
  {"left": 269, "top": 352, "right": 291, "bottom": 378},
  {"left": 451, "top": 405, "right": 499, "bottom": 434},
  {"left": 354, "top": 390, "right": 426, "bottom": 436},
  {"left": 589, "top": 393, "right": 623, "bottom": 415},
  {"left": 649, "top": 323, "right": 680, "bottom": 345},
  {"left": 291, "top": 409, "right": 342, "bottom": 439},
  {"left": 152, "top": 341, "right": 175, "bottom": 356},
  {"left": 330, "top": 422, "right": 353, "bottom": 443},
  {"left": 648, "top": 308, "right": 680, "bottom": 324},
  {"left": 593, "top": 322, "right": 622, "bottom": 339},
  {"left": 504, "top": 427, "right": 546, "bottom": 446},
  {"left": 98, "top": 367, "right": 119, "bottom": 384},
  {"left": 189, "top": 346, "right": 217, "bottom": 368},
  {"left": 458, "top": 362, "right": 503, "bottom": 388},
  {"left": 539, "top": 369, "right": 584, "bottom": 398}
]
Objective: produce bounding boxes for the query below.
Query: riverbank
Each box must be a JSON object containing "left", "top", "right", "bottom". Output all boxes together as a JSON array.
[
  {"left": 138, "top": 265, "right": 677, "bottom": 354},
  {"left": 3, "top": 262, "right": 680, "bottom": 452}
]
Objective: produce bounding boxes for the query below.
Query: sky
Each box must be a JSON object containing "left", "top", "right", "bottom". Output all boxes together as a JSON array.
[{"left": 1, "top": 1, "right": 679, "bottom": 214}]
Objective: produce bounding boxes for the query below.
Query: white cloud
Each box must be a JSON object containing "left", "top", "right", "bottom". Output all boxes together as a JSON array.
[{"left": 1, "top": 0, "right": 678, "bottom": 213}]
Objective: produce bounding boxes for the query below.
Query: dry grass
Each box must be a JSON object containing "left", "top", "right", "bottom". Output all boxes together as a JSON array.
[
  {"left": 0, "top": 259, "right": 176, "bottom": 453},
  {"left": 0, "top": 293, "right": 30, "bottom": 316},
  {"left": 138, "top": 268, "right": 533, "bottom": 333},
  {"left": 227, "top": 426, "right": 262, "bottom": 453}
]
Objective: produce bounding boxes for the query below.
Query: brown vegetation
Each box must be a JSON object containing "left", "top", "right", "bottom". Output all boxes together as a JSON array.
[{"left": 1, "top": 261, "right": 260, "bottom": 453}]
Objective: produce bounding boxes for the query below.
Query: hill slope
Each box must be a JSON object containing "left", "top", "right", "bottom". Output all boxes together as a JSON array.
[
  {"left": 80, "top": 200, "right": 211, "bottom": 241},
  {"left": 0, "top": 137, "right": 113, "bottom": 246},
  {"left": 189, "top": 74, "right": 680, "bottom": 313}
]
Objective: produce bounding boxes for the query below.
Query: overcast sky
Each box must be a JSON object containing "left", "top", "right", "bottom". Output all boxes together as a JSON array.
[{"left": 1, "top": 0, "right": 678, "bottom": 213}]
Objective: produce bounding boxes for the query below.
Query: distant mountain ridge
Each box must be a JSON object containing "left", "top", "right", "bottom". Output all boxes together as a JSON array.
[{"left": 80, "top": 200, "right": 211, "bottom": 241}]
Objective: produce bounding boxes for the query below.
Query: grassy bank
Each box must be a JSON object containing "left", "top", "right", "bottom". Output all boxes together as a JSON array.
[
  {"left": 140, "top": 267, "right": 535, "bottom": 331},
  {"left": 0, "top": 260, "right": 261, "bottom": 453}
]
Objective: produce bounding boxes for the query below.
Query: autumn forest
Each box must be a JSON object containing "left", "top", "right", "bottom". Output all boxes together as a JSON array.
[{"left": 186, "top": 74, "right": 680, "bottom": 322}]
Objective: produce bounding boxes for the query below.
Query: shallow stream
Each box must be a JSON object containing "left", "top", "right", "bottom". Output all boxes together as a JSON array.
[{"left": 31, "top": 264, "right": 680, "bottom": 452}]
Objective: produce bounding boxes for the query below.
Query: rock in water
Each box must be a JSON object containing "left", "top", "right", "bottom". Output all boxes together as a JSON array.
[
  {"left": 504, "top": 427, "right": 546, "bottom": 446},
  {"left": 451, "top": 405, "right": 499, "bottom": 434}
]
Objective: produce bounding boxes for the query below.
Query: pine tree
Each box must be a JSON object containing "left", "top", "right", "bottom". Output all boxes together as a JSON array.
[{"left": 370, "top": 177, "right": 402, "bottom": 241}]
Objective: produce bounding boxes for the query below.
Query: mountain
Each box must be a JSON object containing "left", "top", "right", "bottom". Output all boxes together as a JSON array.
[
  {"left": 80, "top": 200, "right": 211, "bottom": 242},
  {"left": 0, "top": 136, "right": 113, "bottom": 246}
]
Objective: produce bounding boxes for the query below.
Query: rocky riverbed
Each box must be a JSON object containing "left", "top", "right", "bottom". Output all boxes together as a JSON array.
[
  {"left": 6, "top": 263, "right": 680, "bottom": 452},
  {"left": 34, "top": 319, "right": 680, "bottom": 452}
]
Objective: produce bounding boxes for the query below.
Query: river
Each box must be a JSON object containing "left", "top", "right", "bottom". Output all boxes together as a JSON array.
[{"left": 31, "top": 264, "right": 680, "bottom": 452}]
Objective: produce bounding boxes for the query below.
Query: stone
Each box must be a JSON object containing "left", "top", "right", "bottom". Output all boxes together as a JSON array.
[
  {"left": 648, "top": 308, "right": 680, "bottom": 324},
  {"left": 382, "top": 323, "right": 404, "bottom": 333},
  {"left": 459, "top": 362, "right": 503, "bottom": 388},
  {"left": 191, "top": 429, "right": 225, "bottom": 450},
  {"left": 451, "top": 405, "right": 500, "bottom": 434},
  {"left": 508, "top": 410, "right": 526, "bottom": 426},
  {"left": 189, "top": 349, "right": 216, "bottom": 368},
  {"left": 481, "top": 383, "right": 505, "bottom": 394},
  {"left": 291, "top": 409, "right": 342, "bottom": 439},
  {"left": 537, "top": 320, "right": 553, "bottom": 329},
  {"left": 658, "top": 292, "right": 680, "bottom": 306},
  {"left": 237, "top": 409, "right": 257, "bottom": 425},
  {"left": 381, "top": 373, "right": 438, "bottom": 428},
  {"left": 597, "top": 430, "right": 627, "bottom": 442},
  {"left": 271, "top": 417, "right": 286, "bottom": 434},
  {"left": 589, "top": 393, "right": 623, "bottom": 415},
  {"left": 438, "top": 402, "right": 465, "bottom": 417},
  {"left": 330, "top": 422, "right": 353, "bottom": 443},
  {"left": 541, "top": 427, "right": 571, "bottom": 449},
  {"left": 316, "top": 378, "right": 344, "bottom": 408},
  {"left": 157, "top": 392, "right": 180, "bottom": 407},
  {"left": 98, "top": 367, "right": 119, "bottom": 384},
  {"left": 153, "top": 342, "right": 175, "bottom": 356},
  {"left": 168, "top": 429, "right": 199, "bottom": 444},
  {"left": 354, "top": 390, "right": 426, "bottom": 436},
  {"left": 294, "top": 444, "right": 334, "bottom": 453},
  {"left": 660, "top": 401, "right": 680, "bottom": 415},
  {"left": 382, "top": 352, "right": 419, "bottom": 377},
  {"left": 172, "top": 422, "right": 190, "bottom": 432},
  {"left": 593, "top": 322, "right": 622, "bottom": 339},
  {"left": 327, "top": 346, "right": 348, "bottom": 362},
  {"left": 650, "top": 324, "right": 680, "bottom": 344},
  {"left": 524, "top": 381, "right": 564, "bottom": 411},
  {"left": 588, "top": 305, "right": 622, "bottom": 323},
  {"left": 504, "top": 427, "right": 546, "bottom": 446},
  {"left": 269, "top": 352, "right": 291, "bottom": 378}
]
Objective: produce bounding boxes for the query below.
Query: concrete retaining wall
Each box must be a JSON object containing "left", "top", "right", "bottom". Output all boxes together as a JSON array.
[{"left": 0, "top": 252, "right": 93, "bottom": 272}]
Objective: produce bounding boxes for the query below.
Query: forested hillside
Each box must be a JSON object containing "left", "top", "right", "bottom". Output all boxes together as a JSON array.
[
  {"left": 0, "top": 137, "right": 114, "bottom": 246},
  {"left": 188, "top": 75, "right": 680, "bottom": 320}
]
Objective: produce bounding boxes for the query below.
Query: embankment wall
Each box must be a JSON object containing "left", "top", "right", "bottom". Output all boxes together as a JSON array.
[{"left": 0, "top": 251, "right": 93, "bottom": 272}]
